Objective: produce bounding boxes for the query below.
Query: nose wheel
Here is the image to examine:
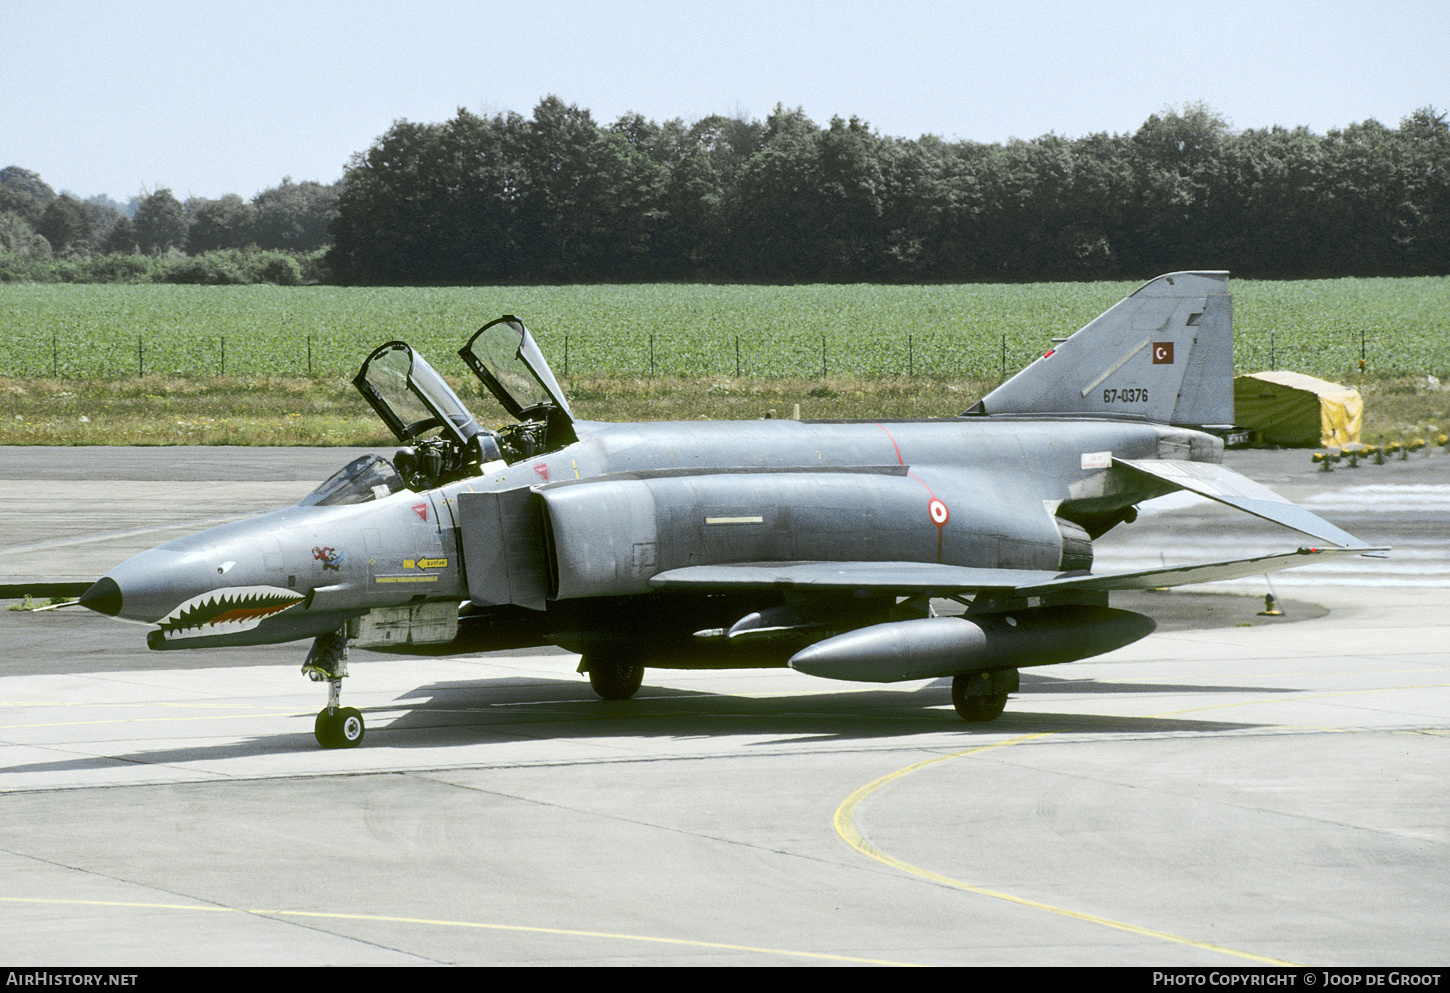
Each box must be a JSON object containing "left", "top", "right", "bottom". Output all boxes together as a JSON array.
[
  {"left": 304, "top": 628, "right": 366, "bottom": 748},
  {"left": 315, "top": 706, "right": 365, "bottom": 748}
]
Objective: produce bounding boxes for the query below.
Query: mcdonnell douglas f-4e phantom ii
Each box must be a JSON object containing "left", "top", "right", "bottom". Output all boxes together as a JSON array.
[{"left": 77, "top": 272, "right": 1382, "bottom": 747}]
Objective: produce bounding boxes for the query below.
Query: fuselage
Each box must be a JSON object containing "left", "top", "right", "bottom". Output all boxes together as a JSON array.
[{"left": 81, "top": 415, "right": 1220, "bottom": 656}]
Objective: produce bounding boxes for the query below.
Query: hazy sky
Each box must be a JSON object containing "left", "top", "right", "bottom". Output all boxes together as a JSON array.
[{"left": 6, "top": 0, "right": 1446, "bottom": 202}]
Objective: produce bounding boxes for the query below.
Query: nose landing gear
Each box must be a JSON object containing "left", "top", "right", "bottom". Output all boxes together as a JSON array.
[{"left": 304, "top": 628, "right": 365, "bottom": 748}]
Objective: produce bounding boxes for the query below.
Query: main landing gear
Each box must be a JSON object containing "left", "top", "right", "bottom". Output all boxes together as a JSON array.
[
  {"left": 579, "top": 653, "right": 645, "bottom": 701},
  {"left": 951, "top": 669, "right": 1018, "bottom": 723},
  {"left": 304, "top": 628, "right": 365, "bottom": 748}
]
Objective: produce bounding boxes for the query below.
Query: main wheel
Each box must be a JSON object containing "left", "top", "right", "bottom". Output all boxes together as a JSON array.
[
  {"left": 951, "top": 674, "right": 1008, "bottom": 723},
  {"left": 315, "top": 706, "right": 366, "bottom": 748},
  {"left": 585, "top": 655, "right": 645, "bottom": 700}
]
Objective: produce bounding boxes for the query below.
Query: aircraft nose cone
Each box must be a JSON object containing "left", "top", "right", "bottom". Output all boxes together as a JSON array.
[{"left": 79, "top": 576, "right": 123, "bottom": 616}]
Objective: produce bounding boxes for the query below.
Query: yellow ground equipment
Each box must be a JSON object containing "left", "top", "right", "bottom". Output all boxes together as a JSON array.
[{"left": 1234, "top": 371, "right": 1363, "bottom": 447}]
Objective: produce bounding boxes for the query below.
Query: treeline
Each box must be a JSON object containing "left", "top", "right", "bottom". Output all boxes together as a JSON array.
[
  {"left": 0, "top": 168, "right": 337, "bottom": 283},
  {"left": 328, "top": 98, "right": 1450, "bottom": 284},
  {"left": 0, "top": 246, "right": 328, "bottom": 285},
  {"left": 7, "top": 99, "right": 1448, "bottom": 287}
]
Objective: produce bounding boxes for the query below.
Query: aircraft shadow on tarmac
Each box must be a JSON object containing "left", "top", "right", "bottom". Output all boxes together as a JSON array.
[
  {"left": 2, "top": 672, "right": 1295, "bottom": 779},
  {"left": 375, "top": 671, "right": 1300, "bottom": 747},
  {"left": 1018, "top": 671, "right": 1305, "bottom": 695}
]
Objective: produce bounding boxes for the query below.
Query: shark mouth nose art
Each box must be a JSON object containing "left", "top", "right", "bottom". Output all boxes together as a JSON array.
[{"left": 152, "top": 586, "right": 307, "bottom": 644}]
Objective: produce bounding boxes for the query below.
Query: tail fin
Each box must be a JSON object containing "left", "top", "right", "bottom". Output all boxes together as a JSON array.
[{"left": 966, "top": 271, "right": 1233, "bottom": 428}]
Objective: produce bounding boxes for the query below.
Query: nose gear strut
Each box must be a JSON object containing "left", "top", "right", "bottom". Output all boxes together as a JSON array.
[{"left": 304, "top": 628, "right": 364, "bottom": 748}]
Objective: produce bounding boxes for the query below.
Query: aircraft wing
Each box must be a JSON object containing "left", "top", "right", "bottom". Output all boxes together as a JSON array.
[
  {"left": 1013, "top": 547, "right": 1379, "bottom": 594},
  {"left": 647, "top": 545, "right": 1376, "bottom": 598},
  {"left": 649, "top": 561, "right": 1061, "bottom": 595},
  {"left": 1113, "top": 457, "right": 1372, "bottom": 549}
]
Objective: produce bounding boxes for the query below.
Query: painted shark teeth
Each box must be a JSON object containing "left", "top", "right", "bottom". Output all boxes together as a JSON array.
[{"left": 155, "top": 585, "right": 305, "bottom": 640}]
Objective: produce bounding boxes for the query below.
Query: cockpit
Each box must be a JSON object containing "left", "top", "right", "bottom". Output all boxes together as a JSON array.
[
  {"left": 300, "top": 316, "right": 577, "bottom": 505},
  {"left": 299, "top": 454, "right": 405, "bottom": 507}
]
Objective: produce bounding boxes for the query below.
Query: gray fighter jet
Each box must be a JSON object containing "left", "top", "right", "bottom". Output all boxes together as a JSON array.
[{"left": 78, "top": 272, "right": 1382, "bottom": 747}]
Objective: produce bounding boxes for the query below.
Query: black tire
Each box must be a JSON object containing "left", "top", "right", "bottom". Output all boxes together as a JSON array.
[
  {"left": 315, "top": 707, "right": 366, "bottom": 748},
  {"left": 951, "top": 674, "right": 1008, "bottom": 723},
  {"left": 586, "top": 655, "right": 645, "bottom": 700}
]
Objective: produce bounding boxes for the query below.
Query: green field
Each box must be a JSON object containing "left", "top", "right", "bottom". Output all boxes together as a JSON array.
[
  {"left": 3, "top": 277, "right": 1448, "bottom": 383},
  {"left": 3, "top": 278, "right": 1448, "bottom": 446}
]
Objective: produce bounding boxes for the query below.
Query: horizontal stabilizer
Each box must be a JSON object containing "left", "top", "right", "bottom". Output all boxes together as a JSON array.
[{"left": 1114, "top": 458, "right": 1373, "bottom": 549}]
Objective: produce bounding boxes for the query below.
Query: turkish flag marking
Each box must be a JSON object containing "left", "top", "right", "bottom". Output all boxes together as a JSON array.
[{"left": 1152, "top": 342, "right": 1174, "bottom": 364}]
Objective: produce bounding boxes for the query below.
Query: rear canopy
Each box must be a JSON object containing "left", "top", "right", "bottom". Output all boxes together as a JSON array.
[{"left": 1233, "top": 371, "right": 1362, "bottom": 447}]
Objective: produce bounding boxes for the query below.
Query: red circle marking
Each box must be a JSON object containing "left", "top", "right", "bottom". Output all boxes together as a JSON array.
[{"left": 928, "top": 498, "right": 949, "bottom": 527}]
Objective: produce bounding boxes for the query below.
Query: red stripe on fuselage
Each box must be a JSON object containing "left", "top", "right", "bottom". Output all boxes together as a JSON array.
[
  {"left": 875, "top": 422, "right": 950, "bottom": 562},
  {"left": 874, "top": 423, "right": 904, "bottom": 465}
]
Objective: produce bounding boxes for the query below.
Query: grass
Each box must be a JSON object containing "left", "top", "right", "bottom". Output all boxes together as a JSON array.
[
  {"left": 4, "top": 278, "right": 1448, "bottom": 381},
  {"left": 0, "top": 373, "right": 997, "bottom": 445},
  {"left": 7, "top": 595, "right": 75, "bottom": 612},
  {"left": 2, "top": 370, "right": 1444, "bottom": 446},
  {"left": 0, "top": 375, "right": 386, "bottom": 446},
  {"left": 1, "top": 277, "right": 1446, "bottom": 445}
]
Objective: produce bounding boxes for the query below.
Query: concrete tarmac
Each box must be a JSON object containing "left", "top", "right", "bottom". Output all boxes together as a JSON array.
[{"left": 0, "top": 446, "right": 1446, "bottom": 966}]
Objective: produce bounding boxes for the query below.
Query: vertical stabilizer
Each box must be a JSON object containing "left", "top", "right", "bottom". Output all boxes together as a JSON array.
[{"left": 968, "top": 272, "right": 1233, "bottom": 427}]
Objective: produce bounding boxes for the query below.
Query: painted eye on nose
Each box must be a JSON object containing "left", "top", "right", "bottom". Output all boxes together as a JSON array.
[{"left": 217, "top": 561, "right": 235, "bottom": 575}]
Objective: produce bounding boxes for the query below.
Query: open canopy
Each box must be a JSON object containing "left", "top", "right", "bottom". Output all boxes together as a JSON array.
[
  {"left": 459, "top": 316, "right": 574, "bottom": 425},
  {"left": 352, "top": 341, "right": 484, "bottom": 447}
]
